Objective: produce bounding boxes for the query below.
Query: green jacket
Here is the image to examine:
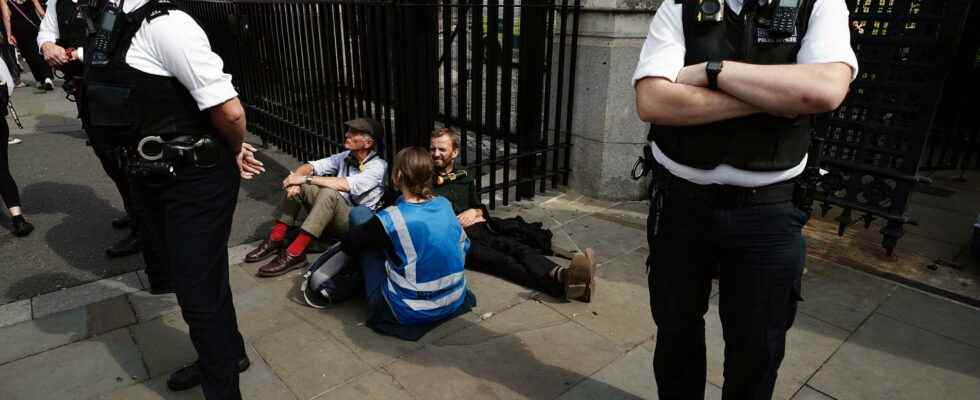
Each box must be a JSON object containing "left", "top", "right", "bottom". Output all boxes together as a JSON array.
[{"left": 433, "top": 168, "right": 485, "bottom": 216}]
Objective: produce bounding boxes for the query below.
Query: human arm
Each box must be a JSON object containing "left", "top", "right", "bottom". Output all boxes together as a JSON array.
[
  {"left": 208, "top": 98, "right": 265, "bottom": 179},
  {"left": 37, "top": 0, "right": 66, "bottom": 64},
  {"left": 340, "top": 216, "right": 395, "bottom": 256},
  {"left": 2, "top": 2, "right": 14, "bottom": 46},
  {"left": 31, "top": 0, "right": 42, "bottom": 17},
  {"left": 631, "top": 1, "right": 762, "bottom": 125}
]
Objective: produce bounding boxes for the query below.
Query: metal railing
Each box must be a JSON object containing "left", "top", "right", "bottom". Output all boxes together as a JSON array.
[{"left": 182, "top": 0, "right": 583, "bottom": 209}]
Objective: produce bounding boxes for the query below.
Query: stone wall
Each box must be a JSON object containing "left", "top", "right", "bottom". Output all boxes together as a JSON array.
[{"left": 566, "top": 0, "right": 660, "bottom": 200}]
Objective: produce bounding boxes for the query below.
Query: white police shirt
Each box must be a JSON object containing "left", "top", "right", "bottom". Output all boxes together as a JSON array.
[
  {"left": 38, "top": 0, "right": 236, "bottom": 110},
  {"left": 632, "top": 0, "right": 858, "bottom": 187}
]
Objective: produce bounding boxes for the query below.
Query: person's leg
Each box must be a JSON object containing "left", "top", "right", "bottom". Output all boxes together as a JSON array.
[
  {"left": 349, "top": 206, "right": 388, "bottom": 311},
  {"left": 464, "top": 223, "right": 565, "bottom": 298},
  {"left": 648, "top": 190, "right": 718, "bottom": 400},
  {"left": 243, "top": 188, "right": 308, "bottom": 263},
  {"left": 291, "top": 185, "right": 349, "bottom": 254},
  {"left": 717, "top": 203, "right": 806, "bottom": 400},
  {"left": 93, "top": 146, "right": 143, "bottom": 257},
  {"left": 11, "top": 24, "right": 51, "bottom": 84},
  {"left": 0, "top": 119, "right": 21, "bottom": 209},
  {"left": 130, "top": 180, "right": 172, "bottom": 292},
  {"left": 164, "top": 158, "right": 245, "bottom": 400}
]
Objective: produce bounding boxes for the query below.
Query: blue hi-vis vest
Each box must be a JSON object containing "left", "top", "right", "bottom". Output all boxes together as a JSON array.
[{"left": 376, "top": 196, "right": 470, "bottom": 325}]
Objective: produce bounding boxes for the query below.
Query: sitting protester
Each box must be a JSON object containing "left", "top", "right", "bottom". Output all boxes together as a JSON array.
[
  {"left": 430, "top": 127, "right": 596, "bottom": 301},
  {"left": 334, "top": 146, "right": 475, "bottom": 341},
  {"left": 245, "top": 118, "right": 387, "bottom": 277}
]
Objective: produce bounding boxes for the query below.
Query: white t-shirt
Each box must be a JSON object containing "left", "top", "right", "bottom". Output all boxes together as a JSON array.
[
  {"left": 632, "top": 0, "right": 859, "bottom": 187},
  {"left": 37, "top": 0, "right": 236, "bottom": 110}
]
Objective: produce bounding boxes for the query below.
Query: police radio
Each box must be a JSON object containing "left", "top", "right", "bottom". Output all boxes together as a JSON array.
[
  {"left": 766, "top": 0, "right": 800, "bottom": 38},
  {"left": 88, "top": 1, "right": 125, "bottom": 66}
]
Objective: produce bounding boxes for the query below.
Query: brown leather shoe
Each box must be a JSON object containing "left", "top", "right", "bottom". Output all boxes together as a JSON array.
[
  {"left": 256, "top": 251, "right": 308, "bottom": 278},
  {"left": 564, "top": 248, "right": 596, "bottom": 303},
  {"left": 245, "top": 239, "right": 285, "bottom": 263}
]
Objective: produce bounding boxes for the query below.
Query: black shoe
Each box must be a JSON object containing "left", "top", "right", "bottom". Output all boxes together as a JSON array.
[
  {"left": 111, "top": 215, "right": 132, "bottom": 230},
  {"left": 167, "top": 357, "right": 251, "bottom": 392},
  {"left": 106, "top": 232, "right": 143, "bottom": 258},
  {"left": 12, "top": 216, "right": 34, "bottom": 237}
]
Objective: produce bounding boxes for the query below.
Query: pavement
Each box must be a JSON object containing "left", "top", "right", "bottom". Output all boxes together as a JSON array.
[{"left": 2, "top": 79, "right": 980, "bottom": 400}]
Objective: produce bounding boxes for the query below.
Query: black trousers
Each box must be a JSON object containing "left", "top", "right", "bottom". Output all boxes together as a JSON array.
[
  {"left": 11, "top": 20, "right": 51, "bottom": 83},
  {"left": 132, "top": 146, "right": 245, "bottom": 400},
  {"left": 0, "top": 119, "right": 21, "bottom": 208},
  {"left": 647, "top": 182, "right": 806, "bottom": 400},
  {"left": 465, "top": 222, "right": 563, "bottom": 298},
  {"left": 91, "top": 145, "right": 140, "bottom": 231}
]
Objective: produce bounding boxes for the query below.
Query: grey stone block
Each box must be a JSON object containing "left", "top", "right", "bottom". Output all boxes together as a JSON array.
[
  {"left": 311, "top": 370, "right": 413, "bottom": 400},
  {"left": 229, "top": 262, "right": 261, "bottom": 295},
  {"left": 791, "top": 386, "right": 837, "bottom": 400},
  {"left": 253, "top": 321, "right": 371, "bottom": 400},
  {"left": 0, "top": 329, "right": 148, "bottom": 400},
  {"left": 131, "top": 312, "right": 196, "bottom": 377},
  {"left": 705, "top": 302, "right": 849, "bottom": 400},
  {"left": 557, "top": 344, "right": 654, "bottom": 400},
  {"left": 96, "top": 374, "right": 205, "bottom": 400},
  {"left": 385, "top": 321, "right": 623, "bottom": 400},
  {"left": 810, "top": 314, "right": 980, "bottom": 400},
  {"left": 128, "top": 291, "right": 180, "bottom": 322},
  {"left": 563, "top": 215, "right": 647, "bottom": 265},
  {"left": 437, "top": 300, "right": 569, "bottom": 346},
  {"left": 241, "top": 342, "right": 297, "bottom": 400},
  {"left": 0, "top": 299, "right": 30, "bottom": 329},
  {"left": 538, "top": 252, "right": 655, "bottom": 349},
  {"left": 233, "top": 278, "right": 306, "bottom": 341},
  {"left": 877, "top": 286, "right": 980, "bottom": 348},
  {"left": 798, "top": 258, "right": 897, "bottom": 331},
  {"left": 0, "top": 296, "right": 136, "bottom": 365},
  {"left": 32, "top": 271, "right": 143, "bottom": 319},
  {"left": 229, "top": 240, "right": 262, "bottom": 266},
  {"left": 289, "top": 298, "right": 424, "bottom": 368}
]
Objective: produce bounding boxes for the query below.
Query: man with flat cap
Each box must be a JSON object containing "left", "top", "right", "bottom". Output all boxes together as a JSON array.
[{"left": 246, "top": 118, "right": 387, "bottom": 277}]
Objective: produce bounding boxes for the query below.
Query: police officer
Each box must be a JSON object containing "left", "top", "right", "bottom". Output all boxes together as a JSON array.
[
  {"left": 77, "top": 0, "right": 264, "bottom": 398},
  {"left": 633, "top": 0, "right": 856, "bottom": 398},
  {"left": 37, "top": 0, "right": 145, "bottom": 258}
]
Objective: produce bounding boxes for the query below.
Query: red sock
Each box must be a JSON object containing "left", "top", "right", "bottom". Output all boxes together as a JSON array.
[
  {"left": 287, "top": 231, "right": 314, "bottom": 257},
  {"left": 269, "top": 222, "right": 288, "bottom": 242}
]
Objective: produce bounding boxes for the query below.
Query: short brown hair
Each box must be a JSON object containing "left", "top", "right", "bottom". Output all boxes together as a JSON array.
[
  {"left": 392, "top": 147, "right": 435, "bottom": 199},
  {"left": 431, "top": 127, "right": 461, "bottom": 149}
]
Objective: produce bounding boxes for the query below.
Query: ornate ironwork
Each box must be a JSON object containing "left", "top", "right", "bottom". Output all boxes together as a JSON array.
[{"left": 810, "top": 0, "right": 973, "bottom": 255}]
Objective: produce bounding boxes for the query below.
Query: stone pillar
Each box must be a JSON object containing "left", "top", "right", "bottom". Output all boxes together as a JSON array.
[{"left": 566, "top": 0, "right": 660, "bottom": 200}]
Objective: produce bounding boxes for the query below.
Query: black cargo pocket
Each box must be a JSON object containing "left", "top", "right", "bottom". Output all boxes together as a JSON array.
[{"left": 86, "top": 83, "right": 135, "bottom": 127}]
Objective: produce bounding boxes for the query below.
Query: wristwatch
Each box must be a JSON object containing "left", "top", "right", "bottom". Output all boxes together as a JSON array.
[
  {"left": 304, "top": 175, "right": 312, "bottom": 185},
  {"left": 706, "top": 61, "right": 724, "bottom": 90}
]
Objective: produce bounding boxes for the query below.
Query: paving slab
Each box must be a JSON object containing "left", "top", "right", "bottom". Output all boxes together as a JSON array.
[
  {"left": 791, "top": 386, "right": 837, "bottom": 400},
  {"left": 556, "top": 344, "right": 654, "bottom": 400},
  {"left": 809, "top": 314, "right": 980, "bottom": 400},
  {"left": 705, "top": 301, "right": 849, "bottom": 400},
  {"left": 253, "top": 320, "right": 372, "bottom": 400},
  {"left": 562, "top": 215, "right": 647, "bottom": 265},
  {"left": 229, "top": 241, "right": 262, "bottom": 266},
  {"left": 229, "top": 263, "right": 261, "bottom": 294},
  {"left": 289, "top": 298, "right": 424, "bottom": 368},
  {"left": 128, "top": 291, "right": 181, "bottom": 322},
  {"left": 311, "top": 370, "right": 414, "bottom": 400},
  {"left": 0, "top": 299, "right": 31, "bottom": 329},
  {"left": 798, "top": 258, "right": 897, "bottom": 332},
  {"left": 233, "top": 276, "right": 306, "bottom": 340},
  {"left": 385, "top": 320, "right": 624, "bottom": 400},
  {"left": 876, "top": 286, "right": 980, "bottom": 348},
  {"left": 32, "top": 271, "right": 143, "bottom": 319},
  {"left": 0, "top": 328, "right": 147, "bottom": 400},
  {"left": 538, "top": 249, "right": 655, "bottom": 350},
  {"left": 436, "top": 300, "right": 569, "bottom": 346},
  {"left": 0, "top": 295, "right": 135, "bottom": 365},
  {"left": 131, "top": 312, "right": 196, "bottom": 377},
  {"left": 538, "top": 194, "right": 619, "bottom": 225},
  {"left": 96, "top": 374, "right": 206, "bottom": 400},
  {"left": 240, "top": 342, "right": 297, "bottom": 400}
]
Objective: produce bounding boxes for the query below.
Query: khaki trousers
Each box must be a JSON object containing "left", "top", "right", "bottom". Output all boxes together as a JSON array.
[{"left": 277, "top": 184, "right": 350, "bottom": 239}]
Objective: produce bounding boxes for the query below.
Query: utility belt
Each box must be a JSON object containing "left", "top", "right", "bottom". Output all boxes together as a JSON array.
[{"left": 125, "top": 135, "right": 222, "bottom": 179}]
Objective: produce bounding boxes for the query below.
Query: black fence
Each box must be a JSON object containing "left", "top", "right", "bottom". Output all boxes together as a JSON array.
[
  {"left": 182, "top": 0, "right": 582, "bottom": 209},
  {"left": 809, "top": 0, "right": 975, "bottom": 254}
]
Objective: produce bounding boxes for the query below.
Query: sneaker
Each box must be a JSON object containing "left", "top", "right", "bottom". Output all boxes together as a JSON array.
[
  {"left": 7, "top": 137, "right": 21, "bottom": 145},
  {"left": 43, "top": 78, "right": 54, "bottom": 91},
  {"left": 14, "top": 81, "right": 25, "bottom": 88}
]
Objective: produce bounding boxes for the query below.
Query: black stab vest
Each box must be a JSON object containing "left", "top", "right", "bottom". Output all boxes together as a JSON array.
[
  {"left": 648, "top": 0, "right": 816, "bottom": 171},
  {"left": 81, "top": 0, "right": 212, "bottom": 146},
  {"left": 55, "top": 0, "right": 87, "bottom": 48}
]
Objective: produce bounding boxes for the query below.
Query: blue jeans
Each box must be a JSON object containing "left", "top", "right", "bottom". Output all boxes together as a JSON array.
[{"left": 348, "top": 206, "right": 388, "bottom": 311}]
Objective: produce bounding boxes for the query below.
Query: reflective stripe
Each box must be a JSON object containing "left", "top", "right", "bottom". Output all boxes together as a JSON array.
[
  {"left": 459, "top": 229, "right": 467, "bottom": 258},
  {"left": 385, "top": 259, "right": 465, "bottom": 292},
  {"left": 401, "top": 284, "right": 466, "bottom": 311},
  {"left": 387, "top": 207, "right": 417, "bottom": 283}
]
